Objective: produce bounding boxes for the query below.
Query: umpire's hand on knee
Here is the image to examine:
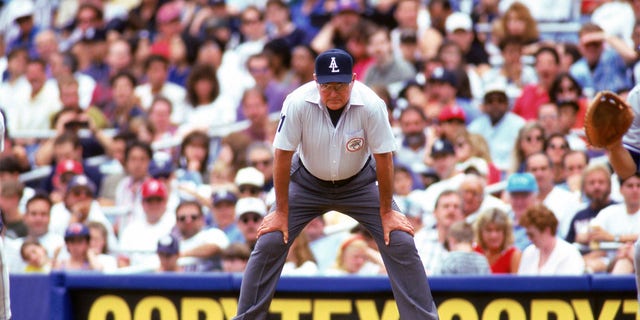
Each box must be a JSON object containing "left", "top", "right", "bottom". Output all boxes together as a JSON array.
[
  {"left": 258, "top": 211, "right": 289, "bottom": 244},
  {"left": 381, "top": 209, "right": 414, "bottom": 246}
]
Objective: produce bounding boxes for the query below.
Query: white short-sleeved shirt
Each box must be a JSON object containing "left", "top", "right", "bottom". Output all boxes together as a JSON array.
[
  {"left": 623, "top": 85, "right": 640, "bottom": 153},
  {"left": 591, "top": 203, "right": 640, "bottom": 236},
  {"left": 273, "top": 81, "right": 396, "bottom": 181}
]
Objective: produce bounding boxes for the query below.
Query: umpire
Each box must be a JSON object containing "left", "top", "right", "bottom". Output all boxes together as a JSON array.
[{"left": 233, "top": 48, "right": 439, "bottom": 319}]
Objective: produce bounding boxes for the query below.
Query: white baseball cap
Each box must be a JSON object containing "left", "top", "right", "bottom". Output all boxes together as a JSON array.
[
  {"left": 234, "top": 167, "right": 265, "bottom": 187},
  {"left": 445, "top": 12, "right": 472, "bottom": 33},
  {"left": 11, "top": 1, "right": 35, "bottom": 22},
  {"left": 235, "top": 197, "right": 267, "bottom": 219}
]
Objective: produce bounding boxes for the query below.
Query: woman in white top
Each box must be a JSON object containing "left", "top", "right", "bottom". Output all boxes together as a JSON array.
[
  {"left": 281, "top": 232, "right": 318, "bottom": 276},
  {"left": 517, "top": 204, "right": 585, "bottom": 275}
]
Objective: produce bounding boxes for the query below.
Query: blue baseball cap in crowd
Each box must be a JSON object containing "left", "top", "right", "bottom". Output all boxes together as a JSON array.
[
  {"left": 64, "top": 223, "right": 90, "bottom": 240},
  {"left": 67, "top": 174, "right": 97, "bottom": 195},
  {"left": 212, "top": 189, "right": 238, "bottom": 206},
  {"left": 157, "top": 234, "right": 180, "bottom": 255},
  {"left": 506, "top": 173, "right": 538, "bottom": 193},
  {"left": 314, "top": 49, "right": 353, "bottom": 84},
  {"left": 431, "top": 139, "right": 455, "bottom": 157},
  {"left": 429, "top": 67, "right": 457, "bottom": 87},
  {"left": 148, "top": 152, "right": 174, "bottom": 179}
]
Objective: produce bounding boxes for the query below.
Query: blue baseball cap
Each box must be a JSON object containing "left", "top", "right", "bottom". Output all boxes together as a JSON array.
[
  {"left": 212, "top": 189, "right": 238, "bottom": 206},
  {"left": 314, "top": 49, "right": 353, "bottom": 84},
  {"left": 506, "top": 173, "right": 538, "bottom": 193},
  {"left": 67, "top": 174, "right": 97, "bottom": 195},
  {"left": 148, "top": 152, "right": 174, "bottom": 179},
  {"left": 65, "top": 223, "right": 90, "bottom": 240},
  {"left": 431, "top": 139, "right": 455, "bottom": 157},
  {"left": 157, "top": 234, "right": 180, "bottom": 255},
  {"left": 429, "top": 67, "right": 457, "bottom": 87}
]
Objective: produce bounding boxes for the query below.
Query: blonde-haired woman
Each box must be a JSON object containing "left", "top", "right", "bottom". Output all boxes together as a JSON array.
[
  {"left": 473, "top": 208, "right": 522, "bottom": 274},
  {"left": 326, "top": 235, "right": 385, "bottom": 275},
  {"left": 453, "top": 130, "right": 502, "bottom": 184}
]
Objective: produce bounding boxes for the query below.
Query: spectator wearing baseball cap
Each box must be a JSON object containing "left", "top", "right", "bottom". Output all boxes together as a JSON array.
[
  {"left": 156, "top": 234, "right": 182, "bottom": 272},
  {"left": 211, "top": 189, "right": 243, "bottom": 243},
  {"left": 235, "top": 197, "right": 267, "bottom": 250},
  {"left": 147, "top": 151, "right": 182, "bottom": 215},
  {"left": 438, "top": 105, "right": 467, "bottom": 142},
  {"left": 53, "top": 223, "right": 104, "bottom": 271},
  {"left": 51, "top": 159, "right": 84, "bottom": 203},
  {"left": 148, "top": 152, "right": 174, "bottom": 180},
  {"left": 49, "top": 174, "right": 119, "bottom": 254},
  {"left": 444, "top": 11, "right": 489, "bottom": 67},
  {"left": 430, "top": 138, "right": 457, "bottom": 181},
  {"left": 5, "top": 0, "right": 39, "bottom": 57},
  {"left": 118, "top": 178, "right": 176, "bottom": 268},
  {"left": 505, "top": 172, "right": 538, "bottom": 250},
  {"left": 468, "top": 81, "right": 525, "bottom": 174},
  {"left": 235, "top": 167, "right": 265, "bottom": 198}
]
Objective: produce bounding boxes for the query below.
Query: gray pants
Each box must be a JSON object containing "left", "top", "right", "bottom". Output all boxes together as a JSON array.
[{"left": 234, "top": 155, "right": 439, "bottom": 319}]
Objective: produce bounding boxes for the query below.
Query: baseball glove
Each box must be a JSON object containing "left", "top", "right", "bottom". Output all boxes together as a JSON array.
[{"left": 584, "top": 91, "right": 635, "bottom": 148}]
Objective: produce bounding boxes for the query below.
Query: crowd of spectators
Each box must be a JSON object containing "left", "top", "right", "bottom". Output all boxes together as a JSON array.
[{"left": 0, "top": 0, "right": 640, "bottom": 277}]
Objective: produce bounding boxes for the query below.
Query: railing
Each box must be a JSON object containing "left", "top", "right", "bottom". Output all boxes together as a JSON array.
[{"left": 9, "top": 273, "right": 638, "bottom": 320}]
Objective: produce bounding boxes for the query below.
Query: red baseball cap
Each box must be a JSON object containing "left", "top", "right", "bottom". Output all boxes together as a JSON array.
[
  {"left": 438, "top": 106, "right": 466, "bottom": 123},
  {"left": 55, "top": 159, "right": 83, "bottom": 176},
  {"left": 141, "top": 179, "right": 168, "bottom": 199}
]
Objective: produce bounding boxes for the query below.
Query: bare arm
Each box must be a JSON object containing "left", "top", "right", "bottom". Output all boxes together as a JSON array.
[
  {"left": 257, "top": 148, "right": 294, "bottom": 243},
  {"left": 310, "top": 21, "right": 336, "bottom": 53},
  {"left": 373, "top": 152, "right": 414, "bottom": 245},
  {"left": 180, "top": 243, "right": 222, "bottom": 258},
  {"left": 606, "top": 141, "right": 636, "bottom": 180}
]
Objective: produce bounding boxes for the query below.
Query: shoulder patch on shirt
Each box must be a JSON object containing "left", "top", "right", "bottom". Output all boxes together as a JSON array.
[{"left": 346, "top": 137, "right": 365, "bottom": 152}]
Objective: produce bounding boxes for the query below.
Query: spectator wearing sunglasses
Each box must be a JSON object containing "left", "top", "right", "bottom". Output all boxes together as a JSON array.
[
  {"left": 234, "top": 166, "right": 265, "bottom": 199},
  {"left": 235, "top": 197, "right": 267, "bottom": 251},
  {"left": 173, "top": 200, "right": 229, "bottom": 272}
]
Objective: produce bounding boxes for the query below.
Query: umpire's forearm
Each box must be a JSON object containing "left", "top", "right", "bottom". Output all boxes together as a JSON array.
[
  {"left": 373, "top": 152, "right": 394, "bottom": 213},
  {"left": 273, "top": 149, "right": 294, "bottom": 213}
]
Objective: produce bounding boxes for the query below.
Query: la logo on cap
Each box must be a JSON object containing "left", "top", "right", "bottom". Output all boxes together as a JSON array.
[{"left": 329, "top": 57, "right": 340, "bottom": 73}]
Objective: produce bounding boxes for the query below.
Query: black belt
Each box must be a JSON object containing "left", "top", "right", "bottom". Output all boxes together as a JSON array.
[{"left": 300, "top": 156, "right": 371, "bottom": 188}]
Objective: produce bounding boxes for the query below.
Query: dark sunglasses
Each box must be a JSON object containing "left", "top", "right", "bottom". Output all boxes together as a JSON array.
[
  {"left": 177, "top": 213, "right": 201, "bottom": 222},
  {"left": 239, "top": 186, "right": 262, "bottom": 195},
  {"left": 240, "top": 214, "right": 262, "bottom": 224},
  {"left": 250, "top": 159, "right": 272, "bottom": 167}
]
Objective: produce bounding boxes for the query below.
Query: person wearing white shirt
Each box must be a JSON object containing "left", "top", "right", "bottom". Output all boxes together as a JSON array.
[
  {"left": 517, "top": 204, "right": 585, "bottom": 275},
  {"left": 468, "top": 83, "right": 525, "bottom": 173},
  {"left": 6, "top": 194, "right": 65, "bottom": 274},
  {"left": 590, "top": 174, "right": 640, "bottom": 245},
  {"left": 6, "top": 59, "right": 60, "bottom": 134},
  {"left": 174, "top": 201, "right": 229, "bottom": 272},
  {"left": 118, "top": 179, "right": 176, "bottom": 269},
  {"left": 134, "top": 54, "right": 188, "bottom": 125},
  {"left": 525, "top": 152, "right": 580, "bottom": 239}
]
